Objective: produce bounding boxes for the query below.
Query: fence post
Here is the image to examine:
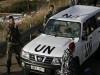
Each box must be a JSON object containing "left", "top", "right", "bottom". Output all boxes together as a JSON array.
[{"left": 30, "top": 24, "right": 32, "bottom": 41}]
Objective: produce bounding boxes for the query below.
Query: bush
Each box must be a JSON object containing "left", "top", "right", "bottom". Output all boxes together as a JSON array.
[{"left": 0, "top": 1, "right": 36, "bottom": 13}]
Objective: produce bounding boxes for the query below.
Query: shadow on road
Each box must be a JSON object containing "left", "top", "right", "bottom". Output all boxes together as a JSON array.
[
  {"left": 0, "top": 70, "right": 24, "bottom": 75},
  {"left": 0, "top": 63, "right": 17, "bottom": 67}
]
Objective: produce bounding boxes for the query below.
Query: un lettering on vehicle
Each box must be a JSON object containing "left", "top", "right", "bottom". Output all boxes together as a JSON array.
[
  {"left": 35, "top": 44, "right": 55, "bottom": 54},
  {"left": 85, "top": 40, "right": 92, "bottom": 57}
]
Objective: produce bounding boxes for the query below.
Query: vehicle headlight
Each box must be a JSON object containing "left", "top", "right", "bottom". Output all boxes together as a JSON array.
[
  {"left": 21, "top": 51, "right": 29, "bottom": 59},
  {"left": 52, "top": 57, "right": 62, "bottom": 65}
]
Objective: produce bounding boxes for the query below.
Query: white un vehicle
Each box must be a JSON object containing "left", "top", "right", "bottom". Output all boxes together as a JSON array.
[{"left": 21, "top": 5, "right": 100, "bottom": 75}]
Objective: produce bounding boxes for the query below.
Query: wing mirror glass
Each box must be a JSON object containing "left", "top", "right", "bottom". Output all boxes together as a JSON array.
[{"left": 82, "top": 27, "right": 87, "bottom": 41}]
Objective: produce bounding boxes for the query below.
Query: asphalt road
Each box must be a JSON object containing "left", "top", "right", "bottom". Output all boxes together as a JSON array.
[
  {"left": 0, "top": 54, "right": 23, "bottom": 75},
  {"left": 0, "top": 53, "right": 100, "bottom": 75},
  {"left": 81, "top": 55, "right": 100, "bottom": 75}
]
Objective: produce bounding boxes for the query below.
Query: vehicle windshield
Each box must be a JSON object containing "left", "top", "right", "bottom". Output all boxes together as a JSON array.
[{"left": 44, "top": 19, "right": 81, "bottom": 38}]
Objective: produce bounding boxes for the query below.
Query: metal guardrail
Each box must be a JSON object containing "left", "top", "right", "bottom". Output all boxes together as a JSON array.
[
  {"left": 0, "top": 23, "right": 43, "bottom": 57},
  {"left": 21, "top": 23, "right": 42, "bottom": 39},
  {"left": 0, "top": 42, "right": 7, "bottom": 57}
]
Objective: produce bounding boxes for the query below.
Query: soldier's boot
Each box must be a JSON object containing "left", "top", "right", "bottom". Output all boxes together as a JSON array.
[
  {"left": 7, "top": 67, "right": 10, "bottom": 75},
  {"left": 7, "top": 60, "right": 11, "bottom": 75}
]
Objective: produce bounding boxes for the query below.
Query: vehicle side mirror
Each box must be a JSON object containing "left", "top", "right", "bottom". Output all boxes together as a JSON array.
[
  {"left": 82, "top": 35, "right": 87, "bottom": 41},
  {"left": 39, "top": 28, "right": 43, "bottom": 33},
  {"left": 39, "top": 25, "right": 44, "bottom": 33},
  {"left": 82, "top": 31, "right": 87, "bottom": 41}
]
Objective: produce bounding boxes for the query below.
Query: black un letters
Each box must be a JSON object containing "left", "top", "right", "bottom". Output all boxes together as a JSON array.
[{"left": 35, "top": 44, "right": 55, "bottom": 54}]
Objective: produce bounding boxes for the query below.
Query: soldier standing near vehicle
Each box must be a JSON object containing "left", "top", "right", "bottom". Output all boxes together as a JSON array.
[
  {"left": 44, "top": 5, "right": 55, "bottom": 25},
  {"left": 6, "top": 16, "right": 22, "bottom": 74},
  {"left": 60, "top": 42, "right": 78, "bottom": 75},
  {"left": 93, "top": 0, "right": 98, "bottom": 6}
]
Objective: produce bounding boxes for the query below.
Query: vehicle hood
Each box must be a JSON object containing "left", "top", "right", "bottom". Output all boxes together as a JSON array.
[{"left": 23, "top": 34, "right": 73, "bottom": 57}]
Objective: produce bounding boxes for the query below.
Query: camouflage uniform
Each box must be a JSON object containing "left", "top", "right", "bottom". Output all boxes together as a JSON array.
[
  {"left": 61, "top": 50, "right": 77, "bottom": 75},
  {"left": 6, "top": 24, "right": 22, "bottom": 71}
]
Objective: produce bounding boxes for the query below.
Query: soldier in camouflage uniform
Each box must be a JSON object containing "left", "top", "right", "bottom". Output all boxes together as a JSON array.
[
  {"left": 61, "top": 42, "right": 78, "bottom": 75},
  {"left": 44, "top": 5, "right": 54, "bottom": 25},
  {"left": 6, "top": 16, "right": 22, "bottom": 74}
]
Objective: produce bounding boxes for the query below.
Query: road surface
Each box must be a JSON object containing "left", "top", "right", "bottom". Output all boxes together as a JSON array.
[{"left": 0, "top": 53, "right": 100, "bottom": 75}]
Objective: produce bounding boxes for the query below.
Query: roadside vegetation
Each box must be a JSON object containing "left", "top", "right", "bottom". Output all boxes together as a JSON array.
[
  {"left": 21, "top": 0, "right": 69, "bottom": 28},
  {"left": 0, "top": 0, "right": 69, "bottom": 42}
]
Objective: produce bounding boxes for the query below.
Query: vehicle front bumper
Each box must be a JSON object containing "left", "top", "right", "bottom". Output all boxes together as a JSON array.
[{"left": 21, "top": 58, "right": 61, "bottom": 75}]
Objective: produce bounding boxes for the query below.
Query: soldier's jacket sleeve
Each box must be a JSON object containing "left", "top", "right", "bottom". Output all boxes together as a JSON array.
[
  {"left": 16, "top": 26, "right": 21, "bottom": 38},
  {"left": 15, "top": 26, "right": 23, "bottom": 47},
  {"left": 6, "top": 27, "right": 11, "bottom": 42}
]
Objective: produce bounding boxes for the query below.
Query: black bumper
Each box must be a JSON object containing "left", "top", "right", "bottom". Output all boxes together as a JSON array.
[{"left": 21, "top": 58, "right": 61, "bottom": 75}]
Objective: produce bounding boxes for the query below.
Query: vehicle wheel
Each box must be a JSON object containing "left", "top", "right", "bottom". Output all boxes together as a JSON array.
[
  {"left": 95, "top": 44, "right": 100, "bottom": 60},
  {"left": 23, "top": 69, "right": 30, "bottom": 75}
]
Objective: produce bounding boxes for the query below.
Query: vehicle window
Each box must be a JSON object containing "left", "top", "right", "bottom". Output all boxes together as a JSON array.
[
  {"left": 83, "top": 22, "right": 91, "bottom": 36},
  {"left": 84, "top": 16, "right": 98, "bottom": 34},
  {"left": 44, "top": 19, "right": 81, "bottom": 38},
  {"left": 89, "top": 16, "right": 97, "bottom": 31},
  {"left": 95, "top": 12, "right": 100, "bottom": 26}
]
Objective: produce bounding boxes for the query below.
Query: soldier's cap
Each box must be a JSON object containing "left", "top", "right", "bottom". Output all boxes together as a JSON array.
[{"left": 8, "top": 16, "right": 14, "bottom": 19}]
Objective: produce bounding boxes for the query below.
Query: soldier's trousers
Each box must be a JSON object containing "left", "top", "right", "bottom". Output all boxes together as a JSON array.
[{"left": 7, "top": 44, "right": 21, "bottom": 68}]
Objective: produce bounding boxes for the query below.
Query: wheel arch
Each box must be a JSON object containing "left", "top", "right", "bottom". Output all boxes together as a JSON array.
[{"left": 74, "top": 56, "right": 80, "bottom": 65}]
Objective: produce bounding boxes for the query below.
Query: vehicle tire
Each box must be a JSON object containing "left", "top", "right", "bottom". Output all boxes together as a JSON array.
[
  {"left": 23, "top": 69, "right": 30, "bottom": 75},
  {"left": 95, "top": 44, "right": 100, "bottom": 60}
]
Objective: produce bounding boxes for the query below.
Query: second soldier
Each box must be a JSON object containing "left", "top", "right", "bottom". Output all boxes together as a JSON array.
[{"left": 6, "top": 16, "right": 22, "bottom": 74}]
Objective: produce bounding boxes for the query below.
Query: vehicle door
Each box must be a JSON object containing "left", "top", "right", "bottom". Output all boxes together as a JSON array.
[
  {"left": 81, "top": 20, "right": 93, "bottom": 62},
  {"left": 89, "top": 15, "right": 100, "bottom": 55}
]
